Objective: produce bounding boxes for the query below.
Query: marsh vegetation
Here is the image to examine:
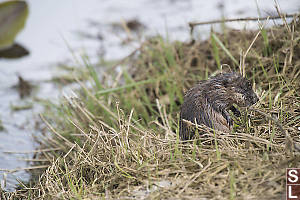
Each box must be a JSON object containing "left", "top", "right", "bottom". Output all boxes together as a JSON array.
[{"left": 1, "top": 13, "right": 300, "bottom": 200}]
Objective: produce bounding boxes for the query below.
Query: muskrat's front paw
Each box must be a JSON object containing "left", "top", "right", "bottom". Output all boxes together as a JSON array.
[
  {"left": 227, "top": 117, "right": 233, "bottom": 126},
  {"left": 230, "top": 106, "right": 241, "bottom": 117},
  {"left": 233, "top": 109, "right": 241, "bottom": 117},
  {"left": 222, "top": 110, "right": 233, "bottom": 126}
]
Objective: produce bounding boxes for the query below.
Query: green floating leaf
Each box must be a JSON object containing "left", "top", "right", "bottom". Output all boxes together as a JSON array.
[{"left": 0, "top": 1, "right": 29, "bottom": 50}]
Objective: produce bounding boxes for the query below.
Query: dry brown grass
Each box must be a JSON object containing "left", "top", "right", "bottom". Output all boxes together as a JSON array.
[{"left": 2, "top": 15, "right": 300, "bottom": 200}]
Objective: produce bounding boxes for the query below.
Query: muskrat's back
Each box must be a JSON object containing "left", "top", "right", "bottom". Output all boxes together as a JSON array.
[{"left": 179, "top": 72, "right": 258, "bottom": 140}]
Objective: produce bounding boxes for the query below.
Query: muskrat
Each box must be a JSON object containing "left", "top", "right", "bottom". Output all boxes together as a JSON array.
[{"left": 179, "top": 72, "right": 259, "bottom": 140}]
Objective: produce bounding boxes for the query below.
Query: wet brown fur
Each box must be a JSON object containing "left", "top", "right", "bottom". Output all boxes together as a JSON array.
[{"left": 179, "top": 72, "right": 259, "bottom": 140}]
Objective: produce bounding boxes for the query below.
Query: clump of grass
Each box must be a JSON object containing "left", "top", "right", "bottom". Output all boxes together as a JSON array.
[{"left": 5, "top": 16, "right": 300, "bottom": 199}]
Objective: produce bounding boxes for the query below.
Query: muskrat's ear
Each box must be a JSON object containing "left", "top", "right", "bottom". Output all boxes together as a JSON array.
[
  {"left": 222, "top": 78, "right": 230, "bottom": 87},
  {"left": 231, "top": 72, "right": 243, "bottom": 82},
  {"left": 232, "top": 72, "right": 242, "bottom": 78},
  {"left": 223, "top": 72, "right": 240, "bottom": 84}
]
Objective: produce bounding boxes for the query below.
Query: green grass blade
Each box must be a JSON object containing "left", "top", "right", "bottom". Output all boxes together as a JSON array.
[
  {"left": 212, "top": 33, "right": 239, "bottom": 66},
  {"left": 96, "top": 78, "right": 156, "bottom": 95}
]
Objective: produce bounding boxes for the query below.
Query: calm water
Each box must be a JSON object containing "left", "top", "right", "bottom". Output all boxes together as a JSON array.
[{"left": 0, "top": 0, "right": 299, "bottom": 191}]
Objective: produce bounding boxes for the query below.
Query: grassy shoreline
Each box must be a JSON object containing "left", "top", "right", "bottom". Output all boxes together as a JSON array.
[{"left": 2, "top": 16, "right": 300, "bottom": 199}]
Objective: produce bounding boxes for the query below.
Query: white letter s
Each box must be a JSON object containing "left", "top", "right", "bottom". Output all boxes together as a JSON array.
[{"left": 288, "top": 170, "right": 298, "bottom": 183}]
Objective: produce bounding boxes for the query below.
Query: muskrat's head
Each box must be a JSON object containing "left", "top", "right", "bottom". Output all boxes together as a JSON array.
[{"left": 218, "top": 72, "right": 259, "bottom": 107}]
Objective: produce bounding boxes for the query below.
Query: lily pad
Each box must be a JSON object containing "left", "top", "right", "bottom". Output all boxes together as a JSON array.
[{"left": 0, "top": 1, "right": 29, "bottom": 50}]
